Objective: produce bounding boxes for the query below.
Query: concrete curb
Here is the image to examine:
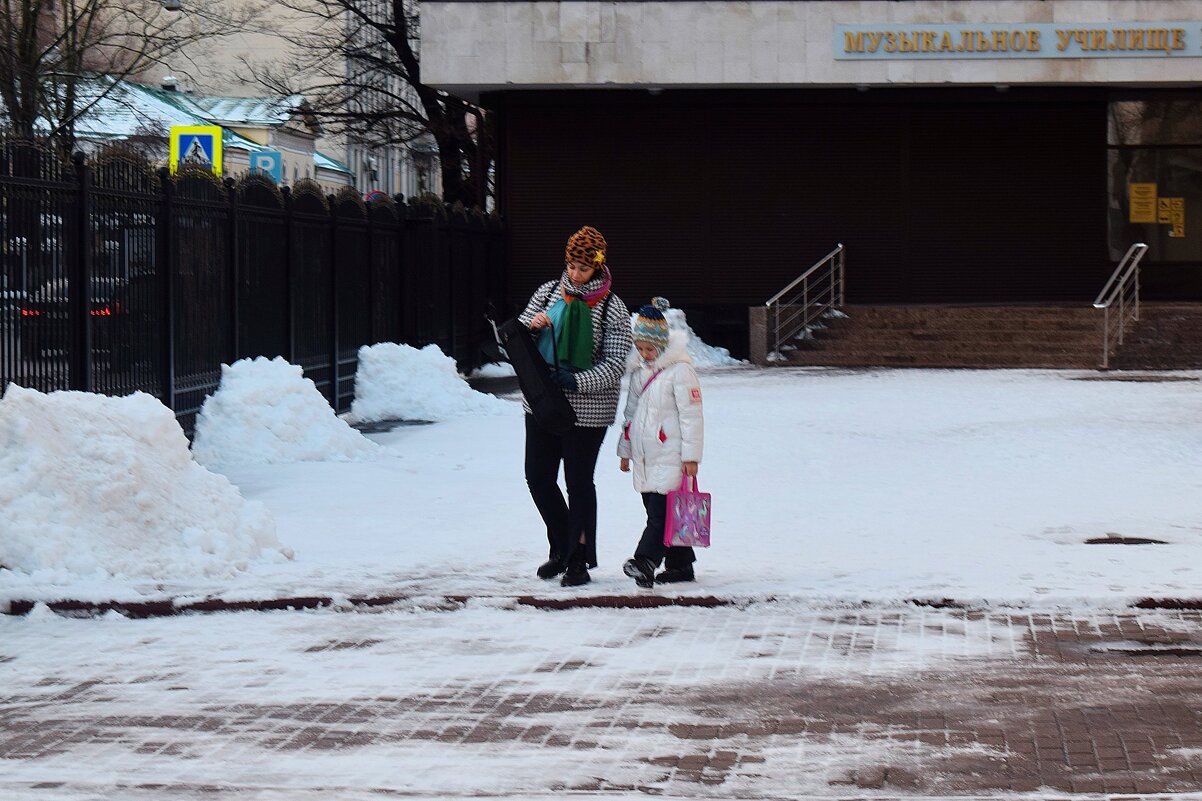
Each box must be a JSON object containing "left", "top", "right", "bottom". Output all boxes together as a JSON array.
[{"left": 4, "top": 594, "right": 1198, "bottom": 618}]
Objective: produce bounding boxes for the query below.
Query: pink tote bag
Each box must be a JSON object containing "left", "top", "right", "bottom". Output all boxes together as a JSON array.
[{"left": 664, "top": 473, "right": 712, "bottom": 548}]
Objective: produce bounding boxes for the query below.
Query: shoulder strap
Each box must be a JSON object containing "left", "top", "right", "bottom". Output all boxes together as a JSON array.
[{"left": 593, "top": 293, "right": 615, "bottom": 357}]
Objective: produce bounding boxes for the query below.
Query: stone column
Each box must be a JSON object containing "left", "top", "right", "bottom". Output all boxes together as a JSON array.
[{"left": 748, "top": 305, "right": 769, "bottom": 365}]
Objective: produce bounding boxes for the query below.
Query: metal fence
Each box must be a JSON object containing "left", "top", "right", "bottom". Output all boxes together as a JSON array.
[{"left": 0, "top": 139, "right": 506, "bottom": 433}]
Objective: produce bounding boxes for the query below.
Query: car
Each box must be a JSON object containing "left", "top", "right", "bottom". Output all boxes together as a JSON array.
[
  {"left": 18, "top": 278, "right": 129, "bottom": 359},
  {"left": 1, "top": 288, "right": 26, "bottom": 332}
]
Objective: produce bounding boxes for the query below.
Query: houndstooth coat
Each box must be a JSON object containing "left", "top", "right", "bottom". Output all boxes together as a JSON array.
[{"left": 518, "top": 274, "right": 633, "bottom": 428}]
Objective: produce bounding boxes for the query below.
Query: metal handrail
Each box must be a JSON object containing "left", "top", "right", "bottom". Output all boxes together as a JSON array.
[
  {"left": 764, "top": 243, "right": 845, "bottom": 359},
  {"left": 1093, "top": 242, "right": 1148, "bottom": 369}
]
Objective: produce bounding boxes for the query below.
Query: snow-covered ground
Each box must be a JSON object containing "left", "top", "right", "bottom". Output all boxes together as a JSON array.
[
  {"left": 0, "top": 603, "right": 1045, "bottom": 800},
  {"left": 4, "top": 356, "right": 1202, "bottom": 800},
  {"left": 4, "top": 365, "right": 1200, "bottom": 610}
]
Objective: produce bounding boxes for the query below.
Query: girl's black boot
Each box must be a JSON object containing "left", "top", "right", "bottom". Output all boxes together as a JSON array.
[{"left": 623, "top": 557, "right": 655, "bottom": 588}]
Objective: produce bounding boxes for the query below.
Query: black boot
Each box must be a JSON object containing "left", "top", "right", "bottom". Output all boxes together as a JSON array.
[
  {"left": 655, "top": 565, "right": 695, "bottom": 584},
  {"left": 623, "top": 557, "right": 655, "bottom": 589},
  {"left": 537, "top": 558, "right": 566, "bottom": 579},
  {"left": 560, "top": 556, "right": 591, "bottom": 587}
]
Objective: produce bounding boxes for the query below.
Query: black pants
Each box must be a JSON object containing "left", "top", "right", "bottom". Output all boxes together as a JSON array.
[
  {"left": 524, "top": 415, "right": 607, "bottom": 568},
  {"left": 634, "top": 492, "right": 696, "bottom": 570}
]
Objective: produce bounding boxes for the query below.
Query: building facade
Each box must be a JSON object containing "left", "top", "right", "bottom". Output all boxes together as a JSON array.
[
  {"left": 69, "top": 78, "right": 352, "bottom": 192},
  {"left": 153, "top": 0, "right": 437, "bottom": 199},
  {"left": 423, "top": 0, "right": 1202, "bottom": 353}
]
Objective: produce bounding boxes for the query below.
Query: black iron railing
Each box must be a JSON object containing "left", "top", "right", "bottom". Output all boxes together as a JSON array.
[{"left": 0, "top": 138, "right": 505, "bottom": 434}]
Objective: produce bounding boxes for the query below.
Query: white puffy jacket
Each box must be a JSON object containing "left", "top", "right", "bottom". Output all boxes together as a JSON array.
[{"left": 616, "top": 328, "right": 704, "bottom": 494}]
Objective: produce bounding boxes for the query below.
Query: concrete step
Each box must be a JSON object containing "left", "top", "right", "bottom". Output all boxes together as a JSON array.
[
  {"left": 805, "top": 331, "right": 1102, "bottom": 347},
  {"left": 763, "top": 303, "right": 1202, "bottom": 369},
  {"left": 772, "top": 304, "right": 1106, "bottom": 369},
  {"left": 1109, "top": 303, "right": 1202, "bottom": 370},
  {"left": 785, "top": 352, "right": 1097, "bottom": 369}
]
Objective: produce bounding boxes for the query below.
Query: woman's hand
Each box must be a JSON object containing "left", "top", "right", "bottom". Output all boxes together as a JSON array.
[
  {"left": 529, "top": 311, "right": 550, "bottom": 331},
  {"left": 682, "top": 461, "right": 698, "bottom": 478},
  {"left": 620, "top": 457, "right": 630, "bottom": 473}
]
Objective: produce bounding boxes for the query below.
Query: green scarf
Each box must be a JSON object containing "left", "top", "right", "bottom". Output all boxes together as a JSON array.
[{"left": 556, "top": 297, "right": 595, "bottom": 371}]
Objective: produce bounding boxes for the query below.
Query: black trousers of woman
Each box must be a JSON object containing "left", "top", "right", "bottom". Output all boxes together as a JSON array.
[{"left": 524, "top": 415, "right": 606, "bottom": 568}]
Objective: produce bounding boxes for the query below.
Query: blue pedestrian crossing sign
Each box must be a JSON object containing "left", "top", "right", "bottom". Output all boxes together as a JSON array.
[
  {"left": 249, "top": 150, "right": 283, "bottom": 183},
  {"left": 169, "top": 125, "right": 223, "bottom": 174}
]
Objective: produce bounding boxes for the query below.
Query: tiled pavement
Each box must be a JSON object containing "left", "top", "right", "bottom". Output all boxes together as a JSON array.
[{"left": 3, "top": 603, "right": 1202, "bottom": 799}]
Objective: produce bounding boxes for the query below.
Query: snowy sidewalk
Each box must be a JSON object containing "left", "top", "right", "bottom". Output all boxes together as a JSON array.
[
  {"left": 5, "top": 604, "right": 1202, "bottom": 799},
  {"left": 6, "top": 366, "right": 1202, "bottom": 798},
  {"left": 6, "top": 367, "right": 1202, "bottom": 610}
]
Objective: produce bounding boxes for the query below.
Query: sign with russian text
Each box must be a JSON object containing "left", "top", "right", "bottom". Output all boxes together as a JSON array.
[
  {"left": 836, "top": 23, "right": 1202, "bottom": 59},
  {"left": 250, "top": 150, "right": 283, "bottom": 183},
  {"left": 169, "top": 125, "right": 223, "bottom": 174},
  {"left": 1163, "top": 198, "right": 1186, "bottom": 238},
  {"left": 1129, "top": 184, "right": 1157, "bottom": 224}
]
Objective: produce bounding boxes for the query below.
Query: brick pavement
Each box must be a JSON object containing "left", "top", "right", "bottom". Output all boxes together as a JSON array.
[{"left": 2, "top": 604, "right": 1202, "bottom": 799}]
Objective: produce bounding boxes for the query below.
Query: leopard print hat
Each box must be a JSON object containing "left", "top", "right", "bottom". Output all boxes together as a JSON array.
[{"left": 565, "top": 226, "right": 607, "bottom": 269}]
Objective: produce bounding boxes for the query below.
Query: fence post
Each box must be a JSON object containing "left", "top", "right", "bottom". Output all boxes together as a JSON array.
[
  {"left": 69, "top": 152, "right": 93, "bottom": 392},
  {"left": 439, "top": 206, "right": 453, "bottom": 360},
  {"left": 366, "top": 199, "right": 376, "bottom": 346},
  {"left": 394, "top": 194, "right": 407, "bottom": 345},
  {"left": 157, "top": 167, "right": 176, "bottom": 412},
  {"left": 226, "top": 177, "right": 240, "bottom": 362},
  {"left": 282, "top": 186, "right": 295, "bottom": 363},
  {"left": 328, "top": 194, "right": 340, "bottom": 409}
]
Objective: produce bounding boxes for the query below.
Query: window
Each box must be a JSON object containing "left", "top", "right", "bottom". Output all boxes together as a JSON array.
[{"left": 1108, "top": 99, "right": 1202, "bottom": 262}]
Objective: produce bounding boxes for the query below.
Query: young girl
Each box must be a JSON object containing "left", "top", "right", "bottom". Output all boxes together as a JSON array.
[{"left": 617, "top": 298, "right": 704, "bottom": 588}]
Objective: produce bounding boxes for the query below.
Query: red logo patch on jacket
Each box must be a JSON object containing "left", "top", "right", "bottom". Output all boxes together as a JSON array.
[{"left": 689, "top": 387, "right": 702, "bottom": 403}]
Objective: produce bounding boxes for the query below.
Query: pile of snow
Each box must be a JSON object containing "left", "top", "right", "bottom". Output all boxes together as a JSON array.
[
  {"left": 470, "top": 362, "right": 517, "bottom": 379},
  {"left": 350, "top": 343, "right": 514, "bottom": 423},
  {"left": 0, "top": 385, "right": 288, "bottom": 580},
  {"left": 192, "top": 356, "right": 378, "bottom": 469},
  {"left": 665, "top": 308, "right": 744, "bottom": 367}
]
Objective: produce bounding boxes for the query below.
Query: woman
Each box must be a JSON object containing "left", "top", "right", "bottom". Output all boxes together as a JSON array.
[{"left": 518, "top": 226, "right": 633, "bottom": 587}]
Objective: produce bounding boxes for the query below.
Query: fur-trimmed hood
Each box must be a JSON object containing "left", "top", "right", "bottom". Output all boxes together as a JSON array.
[{"left": 627, "top": 327, "right": 692, "bottom": 373}]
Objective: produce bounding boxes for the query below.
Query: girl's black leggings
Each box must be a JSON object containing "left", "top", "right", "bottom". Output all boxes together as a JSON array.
[{"left": 635, "top": 492, "right": 696, "bottom": 569}]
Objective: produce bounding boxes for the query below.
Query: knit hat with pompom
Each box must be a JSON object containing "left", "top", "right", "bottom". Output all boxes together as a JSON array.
[{"left": 632, "top": 297, "right": 671, "bottom": 352}]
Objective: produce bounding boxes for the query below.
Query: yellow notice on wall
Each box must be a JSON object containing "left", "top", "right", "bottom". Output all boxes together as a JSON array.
[
  {"left": 1166, "top": 197, "right": 1186, "bottom": 238},
  {"left": 1129, "top": 183, "right": 1157, "bottom": 223},
  {"left": 1158, "top": 197, "right": 1173, "bottom": 224}
]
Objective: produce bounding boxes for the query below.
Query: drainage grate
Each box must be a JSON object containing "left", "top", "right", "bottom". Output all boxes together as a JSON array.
[
  {"left": 1085, "top": 533, "right": 1167, "bottom": 545},
  {"left": 350, "top": 419, "right": 433, "bottom": 434}
]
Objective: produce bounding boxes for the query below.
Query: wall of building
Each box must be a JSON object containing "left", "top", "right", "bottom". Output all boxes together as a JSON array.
[
  {"left": 425, "top": 1, "right": 1202, "bottom": 92},
  {"left": 429, "top": 0, "right": 1202, "bottom": 353},
  {"left": 497, "top": 87, "right": 1112, "bottom": 357}
]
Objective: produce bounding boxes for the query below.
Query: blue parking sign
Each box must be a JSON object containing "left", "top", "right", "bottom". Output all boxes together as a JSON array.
[{"left": 250, "top": 151, "right": 283, "bottom": 183}]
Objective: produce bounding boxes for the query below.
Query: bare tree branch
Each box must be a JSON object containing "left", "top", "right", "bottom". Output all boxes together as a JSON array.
[
  {"left": 0, "top": 0, "right": 261, "bottom": 153},
  {"left": 243, "top": 0, "right": 493, "bottom": 207}
]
